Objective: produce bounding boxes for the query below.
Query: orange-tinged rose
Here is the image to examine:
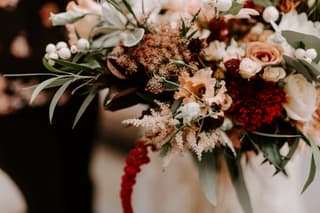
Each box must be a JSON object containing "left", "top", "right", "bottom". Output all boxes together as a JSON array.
[{"left": 246, "top": 42, "right": 283, "bottom": 66}]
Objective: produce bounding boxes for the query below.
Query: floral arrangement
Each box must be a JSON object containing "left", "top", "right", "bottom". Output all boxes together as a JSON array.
[{"left": 7, "top": 0, "right": 320, "bottom": 212}]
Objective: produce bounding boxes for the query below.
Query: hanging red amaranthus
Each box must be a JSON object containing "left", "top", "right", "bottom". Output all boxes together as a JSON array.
[{"left": 120, "top": 141, "right": 155, "bottom": 213}]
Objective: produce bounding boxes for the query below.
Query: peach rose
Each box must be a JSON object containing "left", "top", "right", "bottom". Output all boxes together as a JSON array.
[{"left": 246, "top": 42, "right": 283, "bottom": 66}]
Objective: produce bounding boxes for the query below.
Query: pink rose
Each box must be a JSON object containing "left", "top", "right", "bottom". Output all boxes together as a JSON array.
[{"left": 246, "top": 42, "right": 283, "bottom": 66}]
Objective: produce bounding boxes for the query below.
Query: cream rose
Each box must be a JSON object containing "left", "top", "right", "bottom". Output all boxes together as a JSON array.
[
  {"left": 298, "top": 89, "right": 320, "bottom": 145},
  {"left": 283, "top": 74, "right": 317, "bottom": 122},
  {"left": 239, "top": 58, "right": 262, "bottom": 79},
  {"left": 246, "top": 42, "right": 283, "bottom": 66},
  {"left": 262, "top": 66, "right": 286, "bottom": 82}
]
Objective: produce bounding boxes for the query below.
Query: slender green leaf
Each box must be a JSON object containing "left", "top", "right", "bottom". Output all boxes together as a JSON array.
[
  {"left": 159, "top": 142, "right": 172, "bottom": 157},
  {"left": 54, "top": 59, "right": 94, "bottom": 73},
  {"left": 30, "top": 77, "right": 64, "bottom": 104},
  {"left": 197, "top": 152, "right": 217, "bottom": 207},
  {"left": 49, "top": 80, "right": 73, "bottom": 123},
  {"left": 169, "top": 59, "right": 196, "bottom": 70},
  {"left": 252, "top": 0, "right": 273, "bottom": 7},
  {"left": 225, "top": 156, "right": 253, "bottom": 213},
  {"left": 302, "top": 155, "right": 316, "bottom": 193},
  {"left": 3, "top": 73, "right": 58, "bottom": 77},
  {"left": 72, "top": 86, "right": 97, "bottom": 129},
  {"left": 43, "top": 58, "right": 69, "bottom": 74},
  {"left": 301, "top": 133, "right": 320, "bottom": 169},
  {"left": 227, "top": 1, "right": 243, "bottom": 15},
  {"left": 121, "top": 0, "right": 139, "bottom": 23},
  {"left": 25, "top": 77, "right": 74, "bottom": 91}
]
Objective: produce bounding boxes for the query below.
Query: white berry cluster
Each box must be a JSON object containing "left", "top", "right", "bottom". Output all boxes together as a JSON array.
[
  {"left": 44, "top": 38, "right": 90, "bottom": 65},
  {"left": 294, "top": 48, "right": 318, "bottom": 63}
]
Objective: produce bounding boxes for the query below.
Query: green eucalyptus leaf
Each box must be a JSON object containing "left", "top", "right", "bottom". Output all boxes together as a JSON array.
[
  {"left": 225, "top": 156, "right": 253, "bottom": 213},
  {"left": 282, "top": 30, "right": 320, "bottom": 63},
  {"left": 227, "top": 1, "right": 243, "bottom": 15},
  {"left": 121, "top": 0, "right": 139, "bottom": 23},
  {"left": 49, "top": 79, "right": 73, "bottom": 123},
  {"left": 73, "top": 86, "right": 97, "bottom": 129},
  {"left": 197, "top": 152, "right": 217, "bottom": 207},
  {"left": 159, "top": 142, "right": 172, "bottom": 157},
  {"left": 283, "top": 55, "right": 314, "bottom": 82},
  {"left": 43, "top": 58, "right": 68, "bottom": 74},
  {"left": 252, "top": 0, "right": 272, "bottom": 7},
  {"left": 302, "top": 155, "right": 316, "bottom": 193},
  {"left": 3, "top": 73, "right": 58, "bottom": 77},
  {"left": 54, "top": 59, "right": 94, "bottom": 73},
  {"left": 299, "top": 59, "right": 320, "bottom": 82},
  {"left": 30, "top": 76, "right": 65, "bottom": 104}
]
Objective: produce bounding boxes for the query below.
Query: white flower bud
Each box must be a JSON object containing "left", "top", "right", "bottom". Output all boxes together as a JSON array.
[
  {"left": 47, "top": 52, "right": 58, "bottom": 60},
  {"left": 304, "top": 57, "right": 312, "bottom": 64},
  {"left": 48, "top": 59, "right": 55, "bottom": 66},
  {"left": 262, "top": 6, "right": 279, "bottom": 23},
  {"left": 216, "top": 0, "right": 233, "bottom": 12},
  {"left": 77, "top": 38, "right": 90, "bottom": 50},
  {"left": 175, "top": 102, "right": 201, "bottom": 125},
  {"left": 70, "top": 45, "right": 78, "bottom": 54},
  {"left": 56, "top": 41, "right": 68, "bottom": 50},
  {"left": 45, "top": 43, "right": 56, "bottom": 53},
  {"left": 305, "top": 48, "right": 317, "bottom": 60},
  {"left": 262, "top": 67, "right": 286, "bottom": 82},
  {"left": 58, "top": 47, "right": 71, "bottom": 60},
  {"left": 220, "top": 118, "right": 233, "bottom": 131},
  {"left": 239, "top": 58, "right": 262, "bottom": 79},
  {"left": 294, "top": 48, "right": 306, "bottom": 59}
]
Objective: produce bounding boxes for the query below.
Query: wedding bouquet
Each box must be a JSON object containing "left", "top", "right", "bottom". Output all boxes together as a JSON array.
[{"left": 7, "top": 0, "right": 320, "bottom": 212}]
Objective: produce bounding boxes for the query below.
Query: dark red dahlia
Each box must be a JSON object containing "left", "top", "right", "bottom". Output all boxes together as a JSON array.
[{"left": 227, "top": 77, "right": 286, "bottom": 131}]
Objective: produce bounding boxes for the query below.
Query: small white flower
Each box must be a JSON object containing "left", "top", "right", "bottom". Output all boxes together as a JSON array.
[
  {"left": 47, "top": 52, "right": 58, "bottom": 60},
  {"left": 294, "top": 48, "right": 306, "bottom": 59},
  {"left": 201, "top": 40, "right": 226, "bottom": 61},
  {"left": 305, "top": 48, "right": 317, "bottom": 60},
  {"left": 45, "top": 43, "right": 56, "bottom": 53},
  {"left": 263, "top": 6, "right": 279, "bottom": 23},
  {"left": 57, "top": 47, "right": 71, "bottom": 60},
  {"left": 262, "top": 67, "right": 286, "bottom": 82},
  {"left": 223, "top": 44, "right": 245, "bottom": 61},
  {"left": 70, "top": 45, "right": 78, "bottom": 54},
  {"left": 56, "top": 41, "right": 68, "bottom": 50},
  {"left": 77, "top": 38, "right": 90, "bottom": 50},
  {"left": 220, "top": 118, "right": 233, "bottom": 131},
  {"left": 239, "top": 58, "right": 262, "bottom": 79},
  {"left": 216, "top": 0, "right": 233, "bottom": 12},
  {"left": 175, "top": 102, "right": 201, "bottom": 125}
]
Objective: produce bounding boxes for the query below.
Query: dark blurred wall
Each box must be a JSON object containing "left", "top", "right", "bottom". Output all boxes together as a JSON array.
[{"left": 0, "top": 1, "right": 98, "bottom": 212}]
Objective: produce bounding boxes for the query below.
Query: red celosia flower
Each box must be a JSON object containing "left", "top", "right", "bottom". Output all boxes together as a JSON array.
[
  {"left": 120, "top": 141, "right": 155, "bottom": 213},
  {"left": 227, "top": 76, "right": 286, "bottom": 131}
]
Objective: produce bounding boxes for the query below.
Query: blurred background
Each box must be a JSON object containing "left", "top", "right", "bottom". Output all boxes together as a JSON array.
[{"left": 0, "top": 0, "right": 319, "bottom": 213}]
